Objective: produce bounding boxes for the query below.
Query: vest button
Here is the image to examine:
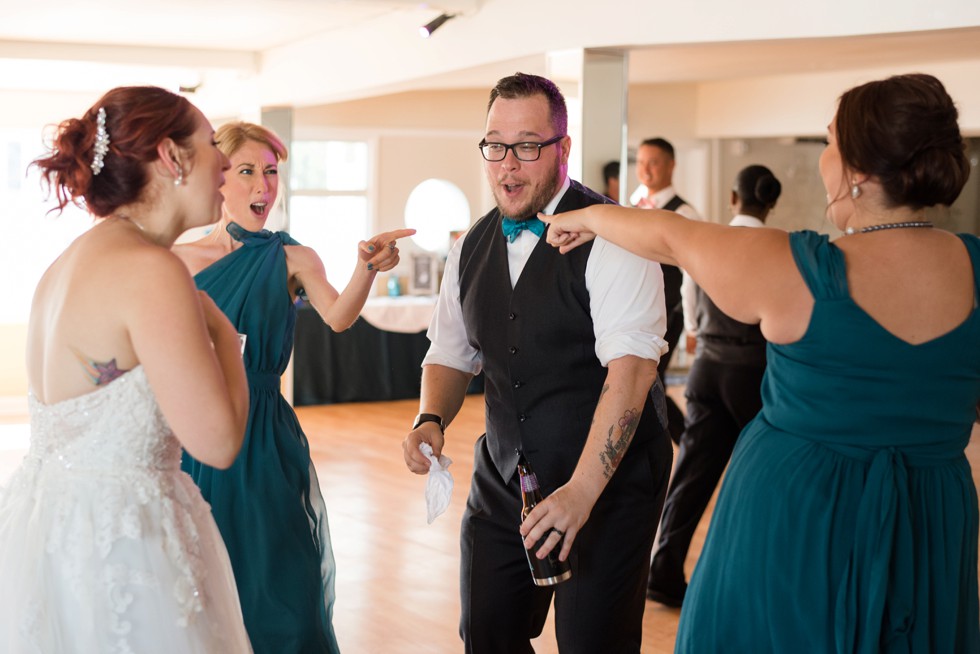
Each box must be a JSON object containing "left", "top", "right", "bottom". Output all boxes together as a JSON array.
[
  {"left": 519, "top": 413, "right": 528, "bottom": 422},
  {"left": 508, "top": 312, "right": 517, "bottom": 320},
  {"left": 509, "top": 346, "right": 518, "bottom": 355},
  {"left": 513, "top": 380, "right": 523, "bottom": 389}
]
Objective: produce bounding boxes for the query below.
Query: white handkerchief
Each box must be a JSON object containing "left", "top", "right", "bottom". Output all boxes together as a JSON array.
[{"left": 419, "top": 442, "right": 453, "bottom": 524}]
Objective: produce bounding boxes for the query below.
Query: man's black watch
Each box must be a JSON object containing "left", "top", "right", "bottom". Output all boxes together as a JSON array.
[{"left": 413, "top": 413, "right": 445, "bottom": 433}]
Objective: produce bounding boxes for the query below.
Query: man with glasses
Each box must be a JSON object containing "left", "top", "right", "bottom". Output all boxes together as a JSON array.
[{"left": 403, "top": 72, "right": 673, "bottom": 653}]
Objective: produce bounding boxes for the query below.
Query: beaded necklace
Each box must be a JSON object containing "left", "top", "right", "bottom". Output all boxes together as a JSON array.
[{"left": 844, "top": 221, "right": 933, "bottom": 235}]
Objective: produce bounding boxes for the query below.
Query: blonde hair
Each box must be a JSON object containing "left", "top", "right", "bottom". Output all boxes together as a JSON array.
[{"left": 214, "top": 121, "right": 288, "bottom": 162}]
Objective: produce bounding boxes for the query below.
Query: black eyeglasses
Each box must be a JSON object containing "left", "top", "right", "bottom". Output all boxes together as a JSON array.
[{"left": 478, "top": 135, "right": 564, "bottom": 162}]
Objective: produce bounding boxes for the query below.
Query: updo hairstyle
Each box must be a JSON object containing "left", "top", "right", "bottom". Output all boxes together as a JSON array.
[
  {"left": 835, "top": 73, "right": 970, "bottom": 209},
  {"left": 33, "top": 86, "right": 198, "bottom": 217},
  {"left": 734, "top": 164, "right": 782, "bottom": 214}
]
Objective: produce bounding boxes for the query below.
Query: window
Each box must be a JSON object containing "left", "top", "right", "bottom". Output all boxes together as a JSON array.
[
  {"left": 288, "top": 140, "right": 370, "bottom": 289},
  {"left": 0, "top": 129, "right": 91, "bottom": 324}
]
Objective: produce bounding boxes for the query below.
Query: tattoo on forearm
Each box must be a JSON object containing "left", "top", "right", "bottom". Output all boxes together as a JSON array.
[
  {"left": 599, "top": 407, "right": 640, "bottom": 479},
  {"left": 592, "top": 384, "right": 610, "bottom": 426}
]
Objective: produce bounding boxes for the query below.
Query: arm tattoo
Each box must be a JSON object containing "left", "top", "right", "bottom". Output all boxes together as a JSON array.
[
  {"left": 592, "top": 384, "right": 610, "bottom": 426},
  {"left": 599, "top": 407, "right": 640, "bottom": 479}
]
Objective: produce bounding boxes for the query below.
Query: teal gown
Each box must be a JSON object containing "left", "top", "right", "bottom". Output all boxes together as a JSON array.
[
  {"left": 181, "top": 223, "right": 340, "bottom": 653},
  {"left": 675, "top": 231, "right": 980, "bottom": 653}
]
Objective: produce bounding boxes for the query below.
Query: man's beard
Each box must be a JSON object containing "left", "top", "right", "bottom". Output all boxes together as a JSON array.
[{"left": 493, "top": 163, "right": 562, "bottom": 220}]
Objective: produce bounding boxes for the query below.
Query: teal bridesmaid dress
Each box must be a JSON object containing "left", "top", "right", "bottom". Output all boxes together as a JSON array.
[
  {"left": 676, "top": 231, "right": 980, "bottom": 653},
  {"left": 182, "top": 223, "right": 340, "bottom": 653}
]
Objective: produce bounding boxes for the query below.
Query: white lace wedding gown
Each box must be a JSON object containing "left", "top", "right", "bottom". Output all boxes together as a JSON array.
[{"left": 0, "top": 366, "right": 252, "bottom": 653}]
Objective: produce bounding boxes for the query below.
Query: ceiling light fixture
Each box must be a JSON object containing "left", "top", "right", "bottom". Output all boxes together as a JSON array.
[{"left": 419, "top": 13, "right": 455, "bottom": 38}]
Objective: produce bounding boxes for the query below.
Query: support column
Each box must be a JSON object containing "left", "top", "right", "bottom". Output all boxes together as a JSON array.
[
  {"left": 547, "top": 48, "right": 629, "bottom": 203},
  {"left": 260, "top": 106, "right": 296, "bottom": 405},
  {"left": 260, "top": 106, "right": 294, "bottom": 231}
]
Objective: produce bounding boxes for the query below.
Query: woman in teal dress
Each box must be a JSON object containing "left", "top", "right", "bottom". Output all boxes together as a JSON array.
[
  {"left": 174, "top": 122, "right": 413, "bottom": 653},
  {"left": 541, "top": 73, "right": 980, "bottom": 652}
]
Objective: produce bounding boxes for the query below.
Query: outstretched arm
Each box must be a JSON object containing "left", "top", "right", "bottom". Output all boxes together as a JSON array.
[
  {"left": 542, "top": 204, "right": 694, "bottom": 264},
  {"left": 541, "top": 205, "right": 811, "bottom": 344},
  {"left": 290, "top": 228, "right": 416, "bottom": 332}
]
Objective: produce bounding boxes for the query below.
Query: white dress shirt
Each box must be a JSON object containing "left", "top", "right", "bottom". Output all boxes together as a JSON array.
[
  {"left": 423, "top": 176, "right": 668, "bottom": 375},
  {"left": 633, "top": 185, "right": 702, "bottom": 222}
]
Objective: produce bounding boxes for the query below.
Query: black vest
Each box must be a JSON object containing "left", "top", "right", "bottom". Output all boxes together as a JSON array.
[
  {"left": 694, "top": 286, "right": 767, "bottom": 365},
  {"left": 659, "top": 194, "right": 687, "bottom": 312},
  {"left": 459, "top": 180, "right": 662, "bottom": 488}
]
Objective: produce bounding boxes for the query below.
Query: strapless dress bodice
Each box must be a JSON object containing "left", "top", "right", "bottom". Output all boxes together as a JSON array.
[{"left": 27, "top": 366, "right": 181, "bottom": 476}]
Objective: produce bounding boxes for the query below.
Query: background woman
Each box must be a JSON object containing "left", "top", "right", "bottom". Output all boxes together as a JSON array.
[
  {"left": 173, "top": 121, "right": 412, "bottom": 653},
  {"left": 541, "top": 73, "right": 979, "bottom": 651},
  {"left": 0, "top": 87, "right": 252, "bottom": 652},
  {"left": 647, "top": 164, "right": 781, "bottom": 608}
]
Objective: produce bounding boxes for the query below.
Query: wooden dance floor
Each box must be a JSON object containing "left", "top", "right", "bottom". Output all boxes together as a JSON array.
[
  {"left": 1, "top": 391, "right": 978, "bottom": 652},
  {"left": 298, "top": 393, "right": 980, "bottom": 654}
]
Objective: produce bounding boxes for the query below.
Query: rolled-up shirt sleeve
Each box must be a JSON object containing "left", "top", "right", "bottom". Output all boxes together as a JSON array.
[
  {"left": 587, "top": 237, "right": 669, "bottom": 366},
  {"left": 422, "top": 235, "right": 483, "bottom": 375}
]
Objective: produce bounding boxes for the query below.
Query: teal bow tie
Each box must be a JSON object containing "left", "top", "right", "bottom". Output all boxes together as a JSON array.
[{"left": 501, "top": 217, "right": 546, "bottom": 243}]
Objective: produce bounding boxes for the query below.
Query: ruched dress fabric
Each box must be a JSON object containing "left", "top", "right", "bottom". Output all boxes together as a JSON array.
[
  {"left": 0, "top": 366, "right": 252, "bottom": 653},
  {"left": 676, "top": 231, "right": 980, "bottom": 653},
  {"left": 181, "top": 223, "right": 339, "bottom": 654}
]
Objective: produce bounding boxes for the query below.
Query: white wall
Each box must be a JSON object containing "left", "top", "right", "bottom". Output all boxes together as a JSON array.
[
  {"left": 4, "top": 26, "right": 980, "bottom": 398},
  {"left": 695, "top": 59, "right": 980, "bottom": 138}
]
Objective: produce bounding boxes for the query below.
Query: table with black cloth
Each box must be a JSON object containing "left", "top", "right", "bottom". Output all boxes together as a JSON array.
[{"left": 292, "top": 296, "right": 482, "bottom": 406}]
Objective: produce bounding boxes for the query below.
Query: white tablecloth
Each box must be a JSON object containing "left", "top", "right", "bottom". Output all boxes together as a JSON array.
[{"left": 360, "top": 296, "right": 437, "bottom": 333}]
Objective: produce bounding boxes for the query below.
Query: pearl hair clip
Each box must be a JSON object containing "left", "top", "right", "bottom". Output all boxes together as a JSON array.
[{"left": 90, "top": 107, "right": 111, "bottom": 176}]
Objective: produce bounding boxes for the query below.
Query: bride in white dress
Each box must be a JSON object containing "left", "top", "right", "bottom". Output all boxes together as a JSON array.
[{"left": 0, "top": 87, "right": 253, "bottom": 652}]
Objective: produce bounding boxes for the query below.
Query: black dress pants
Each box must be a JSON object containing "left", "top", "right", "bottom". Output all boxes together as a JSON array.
[
  {"left": 649, "top": 356, "right": 765, "bottom": 590},
  {"left": 461, "top": 432, "right": 671, "bottom": 654},
  {"left": 657, "top": 303, "right": 686, "bottom": 445}
]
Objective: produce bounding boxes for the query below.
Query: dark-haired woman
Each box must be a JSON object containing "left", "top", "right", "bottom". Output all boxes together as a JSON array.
[
  {"left": 0, "top": 87, "right": 252, "bottom": 651},
  {"left": 646, "top": 165, "right": 782, "bottom": 609},
  {"left": 541, "top": 73, "right": 980, "bottom": 651}
]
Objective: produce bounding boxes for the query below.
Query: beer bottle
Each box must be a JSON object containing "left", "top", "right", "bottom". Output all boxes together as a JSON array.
[{"left": 516, "top": 450, "right": 572, "bottom": 586}]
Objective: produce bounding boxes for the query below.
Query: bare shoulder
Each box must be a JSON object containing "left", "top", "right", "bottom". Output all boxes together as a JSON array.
[
  {"left": 27, "top": 231, "right": 200, "bottom": 386},
  {"left": 285, "top": 243, "right": 325, "bottom": 273},
  {"left": 682, "top": 223, "right": 794, "bottom": 272},
  {"left": 70, "top": 224, "right": 186, "bottom": 284},
  {"left": 285, "top": 243, "right": 320, "bottom": 264},
  {"left": 172, "top": 239, "right": 222, "bottom": 276},
  {"left": 118, "top": 242, "right": 198, "bottom": 299},
  {"left": 741, "top": 224, "right": 793, "bottom": 247}
]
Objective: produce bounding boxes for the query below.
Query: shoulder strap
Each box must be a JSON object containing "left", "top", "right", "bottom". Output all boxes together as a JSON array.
[
  {"left": 958, "top": 233, "right": 980, "bottom": 303},
  {"left": 788, "top": 230, "right": 848, "bottom": 300}
]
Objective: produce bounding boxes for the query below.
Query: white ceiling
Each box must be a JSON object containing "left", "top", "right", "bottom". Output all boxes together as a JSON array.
[
  {"left": 627, "top": 29, "right": 980, "bottom": 84},
  {"left": 1, "top": 0, "right": 979, "bottom": 109},
  {"left": 0, "top": 0, "right": 479, "bottom": 51}
]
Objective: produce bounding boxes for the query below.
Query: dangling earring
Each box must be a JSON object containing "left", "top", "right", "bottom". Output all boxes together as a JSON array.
[
  {"left": 850, "top": 182, "right": 861, "bottom": 199},
  {"left": 174, "top": 165, "right": 184, "bottom": 187}
]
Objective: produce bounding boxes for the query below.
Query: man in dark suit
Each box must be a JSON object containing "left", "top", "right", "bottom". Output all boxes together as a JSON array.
[
  {"left": 634, "top": 137, "right": 702, "bottom": 445},
  {"left": 402, "top": 72, "right": 673, "bottom": 653}
]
